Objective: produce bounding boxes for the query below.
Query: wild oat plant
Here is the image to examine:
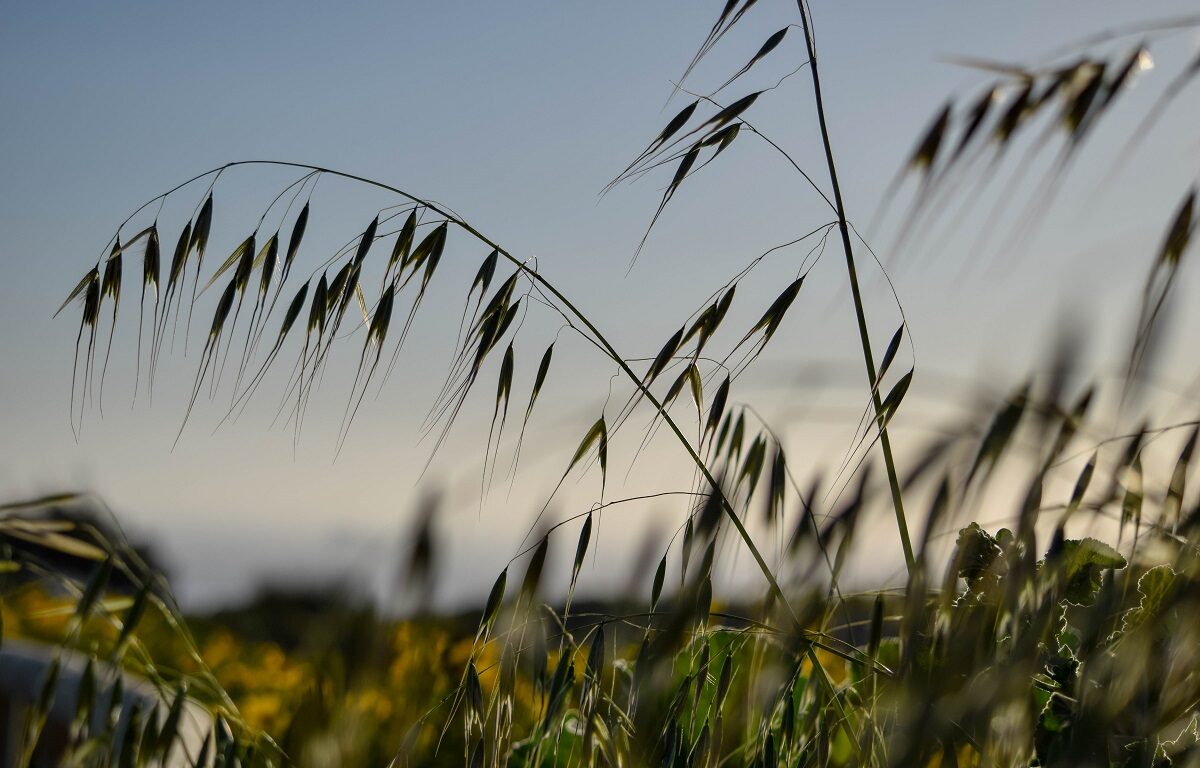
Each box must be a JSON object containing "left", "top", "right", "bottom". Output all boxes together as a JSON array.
[{"left": 9, "top": 2, "right": 1200, "bottom": 766}]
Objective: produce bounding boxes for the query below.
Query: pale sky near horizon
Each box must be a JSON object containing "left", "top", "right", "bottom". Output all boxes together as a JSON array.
[{"left": 3, "top": 1, "right": 1200, "bottom": 609}]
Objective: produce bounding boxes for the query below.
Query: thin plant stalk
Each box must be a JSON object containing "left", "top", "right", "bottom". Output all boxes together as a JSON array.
[{"left": 794, "top": 0, "right": 915, "bottom": 572}]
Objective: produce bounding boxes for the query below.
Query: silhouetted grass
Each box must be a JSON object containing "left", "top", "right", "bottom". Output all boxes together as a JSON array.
[{"left": 11, "top": 3, "right": 1200, "bottom": 766}]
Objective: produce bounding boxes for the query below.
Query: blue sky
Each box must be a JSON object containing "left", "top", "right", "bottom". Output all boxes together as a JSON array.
[{"left": 2, "top": 1, "right": 1199, "bottom": 607}]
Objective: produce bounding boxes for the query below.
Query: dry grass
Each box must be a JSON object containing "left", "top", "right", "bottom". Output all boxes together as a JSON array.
[{"left": 10, "top": 2, "right": 1200, "bottom": 766}]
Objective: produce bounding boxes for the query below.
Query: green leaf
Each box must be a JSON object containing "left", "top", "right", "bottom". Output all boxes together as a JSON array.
[
  {"left": 1123, "top": 564, "right": 1177, "bottom": 631},
  {"left": 1061, "top": 538, "right": 1126, "bottom": 606},
  {"left": 953, "top": 522, "right": 1001, "bottom": 589}
]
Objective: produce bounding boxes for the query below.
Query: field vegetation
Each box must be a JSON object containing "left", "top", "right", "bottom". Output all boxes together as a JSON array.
[{"left": 6, "top": 2, "right": 1200, "bottom": 766}]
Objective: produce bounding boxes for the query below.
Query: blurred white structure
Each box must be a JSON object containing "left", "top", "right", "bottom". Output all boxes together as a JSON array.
[{"left": 0, "top": 640, "right": 213, "bottom": 767}]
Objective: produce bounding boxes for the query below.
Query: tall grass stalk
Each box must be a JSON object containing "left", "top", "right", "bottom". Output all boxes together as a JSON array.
[{"left": 792, "top": 0, "right": 914, "bottom": 571}]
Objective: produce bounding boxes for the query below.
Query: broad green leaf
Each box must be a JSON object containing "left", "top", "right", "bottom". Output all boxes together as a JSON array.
[
  {"left": 1123, "top": 564, "right": 1177, "bottom": 631},
  {"left": 1061, "top": 538, "right": 1126, "bottom": 605},
  {"left": 954, "top": 522, "right": 1001, "bottom": 589}
]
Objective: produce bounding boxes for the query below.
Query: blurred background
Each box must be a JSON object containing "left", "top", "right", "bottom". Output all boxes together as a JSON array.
[{"left": 1, "top": 0, "right": 1199, "bottom": 612}]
